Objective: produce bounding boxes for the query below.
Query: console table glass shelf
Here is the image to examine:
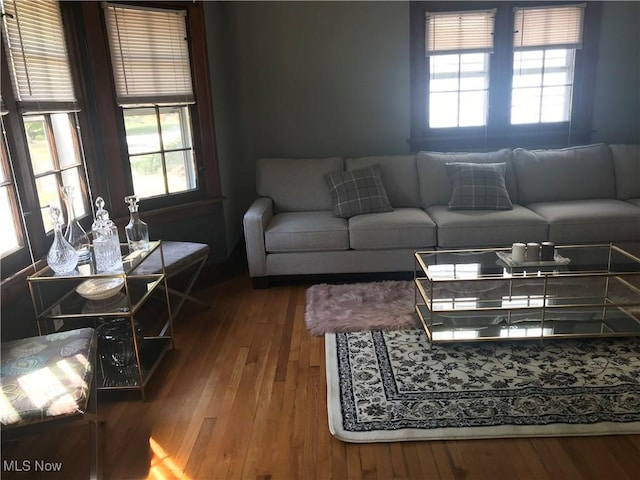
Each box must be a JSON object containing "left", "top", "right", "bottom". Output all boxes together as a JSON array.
[
  {"left": 414, "top": 244, "right": 640, "bottom": 344},
  {"left": 27, "top": 240, "right": 173, "bottom": 399}
]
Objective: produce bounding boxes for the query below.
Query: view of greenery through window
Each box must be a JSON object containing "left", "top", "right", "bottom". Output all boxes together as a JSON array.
[
  {"left": 24, "top": 114, "right": 86, "bottom": 233},
  {"left": 124, "top": 106, "right": 196, "bottom": 199}
]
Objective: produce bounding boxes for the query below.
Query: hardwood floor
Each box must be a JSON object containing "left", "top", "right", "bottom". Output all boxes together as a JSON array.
[{"left": 2, "top": 271, "right": 640, "bottom": 480}]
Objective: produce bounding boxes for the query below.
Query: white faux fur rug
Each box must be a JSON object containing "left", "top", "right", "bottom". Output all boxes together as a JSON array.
[{"left": 304, "top": 280, "right": 418, "bottom": 336}]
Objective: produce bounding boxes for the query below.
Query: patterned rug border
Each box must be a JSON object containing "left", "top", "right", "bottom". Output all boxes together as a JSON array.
[{"left": 325, "top": 330, "right": 640, "bottom": 443}]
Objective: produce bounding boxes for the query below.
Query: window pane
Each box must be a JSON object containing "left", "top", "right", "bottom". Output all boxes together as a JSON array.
[
  {"left": 511, "top": 48, "right": 574, "bottom": 124},
  {"left": 0, "top": 186, "right": 21, "bottom": 257},
  {"left": 124, "top": 109, "right": 161, "bottom": 155},
  {"left": 166, "top": 150, "right": 196, "bottom": 193},
  {"left": 513, "top": 73, "right": 542, "bottom": 89},
  {"left": 35, "top": 174, "right": 62, "bottom": 232},
  {"left": 459, "top": 91, "right": 486, "bottom": 127},
  {"left": 24, "top": 116, "right": 55, "bottom": 174},
  {"left": 513, "top": 51, "right": 543, "bottom": 71},
  {"left": 0, "top": 187, "right": 21, "bottom": 256},
  {"left": 51, "top": 113, "right": 79, "bottom": 168},
  {"left": 459, "top": 53, "right": 486, "bottom": 73},
  {"left": 429, "top": 92, "right": 459, "bottom": 128},
  {"left": 543, "top": 71, "right": 569, "bottom": 86},
  {"left": 544, "top": 49, "right": 571, "bottom": 68},
  {"left": 541, "top": 86, "right": 571, "bottom": 122},
  {"left": 429, "top": 53, "right": 488, "bottom": 128},
  {"left": 131, "top": 153, "right": 165, "bottom": 198},
  {"left": 459, "top": 76, "right": 487, "bottom": 91},
  {"left": 430, "top": 78, "right": 458, "bottom": 93},
  {"left": 511, "top": 88, "right": 541, "bottom": 124},
  {"left": 61, "top": 168, "right": 87, "bottom": 218},
  {"left": 160, "top": 107, "right": 192, "bottom": 149},
  {"left": 430, "top": 54, "right": 460, "bottom": 74}
]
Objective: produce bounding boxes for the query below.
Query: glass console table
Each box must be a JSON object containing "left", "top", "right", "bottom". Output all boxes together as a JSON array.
[
  {"left": 414, "top": 244, "right": 640, "bottom": 344},
  {"left": 27, "top": 241, "right": 173, "bottom": 399}
]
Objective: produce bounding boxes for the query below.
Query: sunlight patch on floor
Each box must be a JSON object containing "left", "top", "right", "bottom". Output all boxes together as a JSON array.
[{"left": 148, "top": 437, "right": 191, "bottom": 480}]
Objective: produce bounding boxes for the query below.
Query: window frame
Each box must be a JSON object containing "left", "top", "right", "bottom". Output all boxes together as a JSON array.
[
  {"left": 76, "top": 0, "right": 220, "bottom": 219},
  {"left": 410, "top": 1, "right": 601, "bottom": 152}
]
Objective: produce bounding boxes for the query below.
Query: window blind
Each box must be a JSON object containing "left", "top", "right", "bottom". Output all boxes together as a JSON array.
[
  {"left": 0, "top": 0, "right": 77, "bottom": 112},
  {"left": 514, "top": 4, "right": 585, "bottom": 51},
  {"left": 425, "top": 9, "right": 496, "bottom": 56},
  {"left": 104, "top": 3, "right": 194, "bottom": 106}
]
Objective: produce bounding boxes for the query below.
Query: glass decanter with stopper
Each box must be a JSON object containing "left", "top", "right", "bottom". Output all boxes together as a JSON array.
[
  {"left": 62, "top": 185, "right": 90, "bottom": 264},
  {"left": 124, "top": 195, "right": 149, "bottom": 252},
  {"left": 47, "top": 205, "right": 78, "bottom": 274},
  {"left": 91, "top": 197, "right": 123, "bottom": 274}
]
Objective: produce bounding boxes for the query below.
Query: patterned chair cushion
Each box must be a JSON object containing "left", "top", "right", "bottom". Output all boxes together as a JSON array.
[{"left": 1, "top": 328, "right": 95, "bottom": 428}]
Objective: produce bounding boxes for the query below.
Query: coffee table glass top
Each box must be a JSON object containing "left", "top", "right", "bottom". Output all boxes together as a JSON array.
[{"left": 414, "top": 244, "right": 640, "bottom": 342}]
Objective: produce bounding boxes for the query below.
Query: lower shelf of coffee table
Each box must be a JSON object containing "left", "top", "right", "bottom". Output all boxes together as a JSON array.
[
  {"left": 97, "top": 336, "right": 171, "bottom": 390},
  {"left": 415, "top": 303, "right": 640, "bottom": 343}
]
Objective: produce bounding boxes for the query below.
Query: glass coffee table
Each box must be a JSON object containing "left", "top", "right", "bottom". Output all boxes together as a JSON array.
[{"left": 414, "top": 244, "right": 640, "bottom": 343}]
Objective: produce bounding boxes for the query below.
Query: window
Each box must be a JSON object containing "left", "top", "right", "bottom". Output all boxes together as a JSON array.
[
  {"left": 104, "top": 3, "right": 199, "bottom": 201},
  {"left": 426, "top": 9, "right": 495, "bottom": 128},
  {"left": 511, "top": 4, "right": 585, "bottom": 125},
  {"left": 0, "top": 112, "right": 22, "bottom": 257},
  {"left": 1, "top": 0, "right": 90, "bottom": 276},
  {"left": 23, "top": 113, "right": 87, "bottom": 232},
  {"left": 410, "top": 2, "right": 599, "bottom": 151}
]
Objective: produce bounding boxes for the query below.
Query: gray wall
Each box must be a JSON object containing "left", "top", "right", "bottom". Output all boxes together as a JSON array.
[
  {"left": 592, "top": 1, "right": 640, "bottom": 144},
  {"left": 205, "top": 1, "right": 640, "bottom": 255}
]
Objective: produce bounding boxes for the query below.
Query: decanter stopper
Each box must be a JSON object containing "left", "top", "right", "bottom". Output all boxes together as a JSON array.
[
  {"left": 91, "top": 196, "right": 123, "bottom": 273},
  {"left": 124, "top": 195, "right": 149, "bottom": 252},
  {"left": 47, "top": 205, "right": 78, "bottom": 274}
]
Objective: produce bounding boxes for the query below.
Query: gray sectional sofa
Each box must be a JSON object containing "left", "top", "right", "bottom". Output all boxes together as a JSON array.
[{"left": 243, "top": 144, "right": 640, "bottom": 287}]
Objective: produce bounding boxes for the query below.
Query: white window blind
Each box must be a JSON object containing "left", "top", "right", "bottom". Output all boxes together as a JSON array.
[
  {"left": 425, "top": 9, "right": 496, "bottom": 56},
  {"left": 0, "top": 0, "right": 77, "bottom": 112},
  {"left": 514, "top": 4, "right": 585, "bottom": 51},
  {"left": 104, "top": 3, "right": 194, "bottom": 106}
]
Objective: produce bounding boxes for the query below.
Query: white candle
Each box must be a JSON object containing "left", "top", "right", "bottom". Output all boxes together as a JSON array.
[{"left": 511, "top": 243, "right": 526, "bottom": 264}]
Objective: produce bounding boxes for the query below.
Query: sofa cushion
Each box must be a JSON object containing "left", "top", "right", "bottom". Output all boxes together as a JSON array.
[
  {"left": 325, "top": 164, "right": 393, "bottom": 218},
  {"left": 257, "top": 157, "right": 343, "bottom": 213},
  {"left": 265, "top": 212, "right": 349, "bottom": 252},
  {"left": 346, "top": 155, "right": 420, "bottom": 208},
  {"left": 417, "top": 149, "right": 517, "bottom": 208},
  {"left": 426, "top": 205, "right": 548, "bottom": 248},
  {"left": 446, "top": 162, "right": 513, "bottom": 210},
  {"left": 526, "top": 199, "right": 640, "bottom": 243},
  {"left": 512, "top": 144, "right": 616, "bottom": 205},
  {"left": 610, "top": 144, "right": 640, "bottom": 200},
  {"left": 349, "top": 208, "right": 437, "bottom": 250}
]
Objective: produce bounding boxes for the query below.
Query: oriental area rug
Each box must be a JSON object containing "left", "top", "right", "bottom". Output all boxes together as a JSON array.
[{"left": 325, "top": 328, "right": 640, "bottom": 442}]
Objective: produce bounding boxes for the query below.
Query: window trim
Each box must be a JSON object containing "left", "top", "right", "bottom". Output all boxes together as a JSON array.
[
  {"left": 410, "top": 1, "right": 601, "bottom": 152},
  {"left": 75, "top": 1, "right": 220, "bottom": 219}
]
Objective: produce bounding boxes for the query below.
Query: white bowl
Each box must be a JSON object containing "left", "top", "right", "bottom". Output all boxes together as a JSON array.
[{"left": 76, "top": 278, "right": 125, "bottom": 301}]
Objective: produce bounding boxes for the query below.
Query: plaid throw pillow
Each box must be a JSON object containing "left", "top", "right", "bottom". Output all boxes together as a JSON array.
[
  {"left": 324, "top": 165, "right": 393, "bottom": 218},
  {"left": 445, "top": 162, "right": 513, "bottom": 210}
]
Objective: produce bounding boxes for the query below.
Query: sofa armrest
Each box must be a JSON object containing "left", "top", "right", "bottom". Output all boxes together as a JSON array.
[{"left": 243, "top": 197, "right": 273, "bottom": 277}]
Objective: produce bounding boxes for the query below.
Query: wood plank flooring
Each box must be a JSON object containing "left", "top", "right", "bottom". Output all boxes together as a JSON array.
[{"left": 2, "top": 272, "right": 640, "bottom": 480}]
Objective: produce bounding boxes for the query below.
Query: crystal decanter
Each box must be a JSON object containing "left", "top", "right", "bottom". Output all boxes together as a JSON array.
[
  {"left": 62, "top": 185, "right": 90, "bottom": 264},
  {"left": 91, "top": 197, "right": 123, "bottom": 274},
  {"left": 124, "top": 195, "right": 149, "bottom": 252},
  {"left": 46, "top": 205, "right": 78, "bottom": 274}
]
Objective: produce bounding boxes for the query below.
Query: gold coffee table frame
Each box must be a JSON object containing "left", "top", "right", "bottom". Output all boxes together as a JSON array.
[{"left": 414, "top": 244, "right": 640, "bottom": 344}]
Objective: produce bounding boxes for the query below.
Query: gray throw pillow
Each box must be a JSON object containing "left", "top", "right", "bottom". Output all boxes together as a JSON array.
[
  {"left": 445, "top": 162, "right": 513, "bottom": 210},
  {"left": 325, "top": 164, "right": 393, "bottom": 218}
]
